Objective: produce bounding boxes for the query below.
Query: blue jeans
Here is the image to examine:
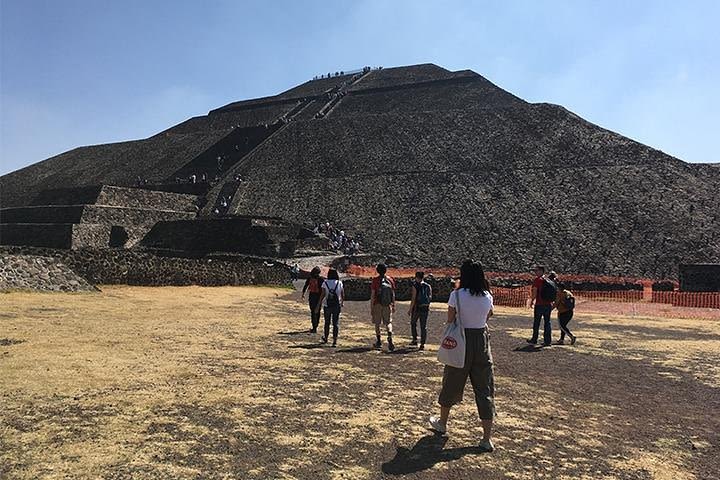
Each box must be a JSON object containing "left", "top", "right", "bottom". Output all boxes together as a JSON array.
[{"left": 531, "top": 305, "right": 552, "bottom": 344}]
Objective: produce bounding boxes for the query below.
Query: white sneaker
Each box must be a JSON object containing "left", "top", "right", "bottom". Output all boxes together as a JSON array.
[
  {"left": 478, "top": 439, "right": 495, "bottom": 452},
  {"left": 428, "top": 416, "right": 447, "bottom": 434}
]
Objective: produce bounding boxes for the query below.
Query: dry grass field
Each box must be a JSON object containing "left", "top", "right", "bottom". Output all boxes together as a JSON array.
[{"left": 1, "top": 285, "right": 718, "bottom": 479}]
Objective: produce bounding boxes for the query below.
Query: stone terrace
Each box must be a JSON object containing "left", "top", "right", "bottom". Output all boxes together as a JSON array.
[
  {"left": 0, "top": 100, "right": 298, "bottom": 208},
  {"left": 140, "top": 217, "right": 306, "bottom": 258},
  {"left": 0, "top": 186, "right": 199, "bottom": 250},
  {"left": 336, "top": 76, "right": 524, "bottom": 114},
  {"left": 348, "top": 63, "right": 469, "bottom": 91},
  {"left": 0, "top": 132, "right": 221, "bottom": 208}
]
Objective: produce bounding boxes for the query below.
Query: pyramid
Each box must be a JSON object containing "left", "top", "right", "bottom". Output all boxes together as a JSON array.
[{"left": 2, "top": 63, "right": 718, "bottom": 278}]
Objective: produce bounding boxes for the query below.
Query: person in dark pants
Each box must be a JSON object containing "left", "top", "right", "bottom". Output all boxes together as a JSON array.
[
  {"left": 408, "top": 271, "right": 433, "bottom": 350},
  {"left": 301, "top": 266, "right": 324, "bottom": 333},
  {"left": 315, "top": 268, "right": 344, "bottom": 347},
  {"left": 429, "top": 260, "right": 495, "bottom": 452},
  {"left": 553, "top": 282, "right": 577, "bottom": 345},
  {"left": 527, "top": 265, "right": 555, "bottom": 346}
]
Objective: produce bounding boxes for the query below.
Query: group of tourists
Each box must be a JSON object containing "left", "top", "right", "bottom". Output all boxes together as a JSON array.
[
  {"left": 313, "top": 222, "right": 362, "bottom": 254},
  {"left": 299, "top": 260, "right": 578, "bottom": 453}
]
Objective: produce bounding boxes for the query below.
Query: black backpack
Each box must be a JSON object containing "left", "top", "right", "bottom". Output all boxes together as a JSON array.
[
  {"left": 415, "top": 282, "right": 432, "bottom": 306},
  {"left": 326, "top": 281, "right": 340, "bottom": 309},
  {"left": 564, "top": 293, "right": 576, "bottom": 310},
  {"left": 540, "top": 279, "right": 558, "bottom": 302}
]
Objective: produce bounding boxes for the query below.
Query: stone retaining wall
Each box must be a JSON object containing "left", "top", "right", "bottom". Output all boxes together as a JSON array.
[
  {"left": 0, "top": 205, "right": 194, "bottom": 225},
  {"left": 79, "top": 205, "right": 195, "bottom": 225},
  {"left": 140, "top": 217, "right": 301, "bottom": 257},
  {"left": 30, "top": 186, "right": 102, "bottom": 206},
  {"left": 0, "top": 223, "right": 113, "bottom": 249},
  {"left": 680, "top": 264, "right": 720, "bottom": 292},
  {"left": 0, "top": 254, "right": 96, "bottom": 292},
  {"left": 27, "top": 185, "right": 199, "bottom": 211},
  {"left": 342, "top": 276, "right": 455, "bottom": 302},
  {"left": 0, "top": 246, "right": 290, "bottom": 287},
  {"left": 95, "top": 186, "right": 199, "bottom": 211}
]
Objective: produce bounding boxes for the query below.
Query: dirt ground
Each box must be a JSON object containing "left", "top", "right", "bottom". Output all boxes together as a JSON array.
[{"left": 1, "top": 285, "right": 718, "bottom": 480}]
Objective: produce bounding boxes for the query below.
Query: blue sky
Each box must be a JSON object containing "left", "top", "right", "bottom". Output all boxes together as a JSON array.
[{"left": 1, "top": 0, "right": 718, "bottom": 175}]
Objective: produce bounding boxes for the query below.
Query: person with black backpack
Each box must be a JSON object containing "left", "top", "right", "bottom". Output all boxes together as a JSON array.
[
  {"left": 408, "top": 271, "right": 433, "bottom": 350},
  {"left": 527, "top": 265, "right": 557, "bottom": 346},
  {"left": 301, "top": 266, "right": 324, "bottom": 333},
  {"left": 553, "top": 281, "right": 577, "bottom": 345},
  {"left": 315, "top": 268, "right": 344, "bottom": 347},
  {"left": 370, "top": 263, "right": 396, "bottom": 351}
]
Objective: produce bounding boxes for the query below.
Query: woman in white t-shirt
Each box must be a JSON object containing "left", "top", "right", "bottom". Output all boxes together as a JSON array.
[
  {"left": 315, "top": 268, "right": 344, "bottom": 347},
  {"left": 429, "top": 260, "right": 496, "bottom": 452}
]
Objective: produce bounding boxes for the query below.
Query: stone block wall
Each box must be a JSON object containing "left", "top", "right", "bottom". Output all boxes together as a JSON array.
[
  {"left": 0, "top": 206, "right": 86, "bottom": 224},
  {"left": 342, "top": 276, "right": 455, "bottom": 302},
  {"left": 95, "top": 186, "right": 199, "bottom": 211},
  {"left": 135, "top": 183, "right": 211, "bottom": 196},
  {"left": 297, "top": 236, "right": 330, "bottom": 250},
  {"left": 0, "top": 254, "right": 96, "bottom": 292},
  {"left": 29, "top": 186, "right": 102, "bottom": 206},
  {"left": 679, "top": 264, "right": 720, "bottom": 292},
  {"left": 140, "top": 217, "right": 300, "bottom": 257},
  {"left": 0, "top": 205, "right": 194, "bottom": 225},
  {"left": 0, "top": 223, "right": 114, "bottom": 249},
  {"left": 72, "top": 224, "right": 114, "bottom": 248},
  {"left": 0, "top": 246, "right": 291, "bottom": 287},
  {"left": 0, "top": 224, "right": 76, "bottom": 249},
  {"left": 79, "top": 205, "right": 195, "bottom": 225}
]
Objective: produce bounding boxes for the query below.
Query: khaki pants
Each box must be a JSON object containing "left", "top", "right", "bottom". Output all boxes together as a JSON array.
[
  {"left": 438, "top": 328, "right": 495, "bottom": 420},
  {"left": 372, "top": 303, "right": 392, "bottom": 326},
  {"left": 371, "top": 303, "right": 393, "bottom": 334}
]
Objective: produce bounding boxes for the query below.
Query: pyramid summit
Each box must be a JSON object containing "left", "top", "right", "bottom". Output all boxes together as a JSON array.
[{"left": 1, "top": 63, "right": 718, "bottom": 278}]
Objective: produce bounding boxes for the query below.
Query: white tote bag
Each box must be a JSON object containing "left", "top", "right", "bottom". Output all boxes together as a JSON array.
[{"left": 437, "top": 289, "right": 466, "bottom": 368}]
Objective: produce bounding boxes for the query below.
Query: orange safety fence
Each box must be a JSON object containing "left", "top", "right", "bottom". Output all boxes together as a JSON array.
[
  {"left": 344, "top": 265, "right": 661, "bottom": 287},
  {"left": 491, "top": 287, "right": 720, "bottom": 320},
  {"left": 492, "top": 287, "right": 530, "bottom": 308},
  {"left": 342, "top": 265, "right": 719, "bottom": 319}
]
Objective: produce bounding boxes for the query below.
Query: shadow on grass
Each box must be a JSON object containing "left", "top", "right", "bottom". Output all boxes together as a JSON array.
[
  {"left": 386, "top": 347, "right": 416, "bottom": 355},
  {"left": 288, "top": 343, "right": 325, "bottom": 350},
  {"left": 278, "top": 330, "right": 313, "bottom": 336},
  {"left": 336, "top": 346, "right": 376, "bottom": 354},
  {"left": 381, "top": 434, "right": 487, "bottom": 475},
  {"left": 513, "top": 344, "right": 545, "bottom": 352}
]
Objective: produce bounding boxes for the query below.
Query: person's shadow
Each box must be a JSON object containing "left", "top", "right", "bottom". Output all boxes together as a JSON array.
[{"left": 381, "top": 434, "right": 485, "bottom": 475}]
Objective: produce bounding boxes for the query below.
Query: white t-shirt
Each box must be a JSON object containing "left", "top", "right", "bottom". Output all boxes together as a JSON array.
[
  {"left": 448, "top": 288, "right": 493, "bottom": 329},
  {"left": 322, "top": 279, "right": 344, "bottom": 307}
]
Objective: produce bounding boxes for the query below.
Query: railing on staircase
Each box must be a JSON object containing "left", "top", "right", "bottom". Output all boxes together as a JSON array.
[{"left": 314, "top": 68, "right": 373, "bottom": 118}]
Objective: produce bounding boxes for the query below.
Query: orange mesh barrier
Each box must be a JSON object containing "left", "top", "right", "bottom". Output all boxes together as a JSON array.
[
  {"left": 343, "top": 265, "right": 718, "bottom": 319},
  {"left": 490, "top": 287, "right": 720, "bottom": 320}
]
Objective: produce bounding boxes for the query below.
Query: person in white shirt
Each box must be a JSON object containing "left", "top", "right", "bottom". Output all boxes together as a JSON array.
[
  {"left": 429, "top": 260, "right": 496, "bottom": 453},
  {"left": 315, "top": 268, "right": 344, "bottom": 347}
]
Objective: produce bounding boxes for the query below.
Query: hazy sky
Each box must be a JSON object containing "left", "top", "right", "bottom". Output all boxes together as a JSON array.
[{"left": 1, "top": 0, "right": 718, "bottom": 175}]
